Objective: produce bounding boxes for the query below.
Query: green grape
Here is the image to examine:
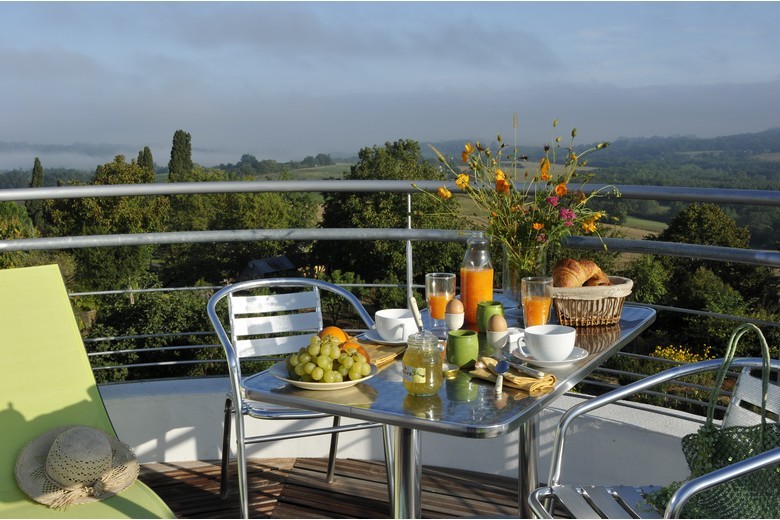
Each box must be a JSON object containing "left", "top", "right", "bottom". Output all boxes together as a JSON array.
[
  {"left": 294, "top": 364, "right": 306, "bottom": 376},
  {"left": 322, "top": 370, "right": 337, "bottom": 383},
  {"left": 348, "top": 366, "right": 362, "bottom": 381},
  {"left": 298, "top": 352, "right": 312, "bottom": 364},
  {"left": 307, "top": 343, "right": 321, "bottom": 356},
  {"left": 287, "top": 354, "right": 298, "bottom": 368},
  {"left": 300, "top": 374, "right": 313, "bottom": 382},
  {"left": 354, "top": 353, "right": 367, "bottom": 364},
  {"left": 332, "top": 371, "right": 344, "bottom": 383},
  {"left": 303, "top": 362, "right": 316, "bottom": 375},
  {"left": 338, "top": 365, "right": 350, "bottom": 377},
  {"left": 309, "top": 335, "right": 321, "bottom": 346},
  {"left": 311, "top": 367, "right": 324, "bottom": 381},
  {"left": 341, "top": 356, "right": 354, "bottom": 369},
  {"left": 329, "top": 347, "right": 341, "bottom": 359},
  {"left": 316, "top": 355, "right": 331, "bottom": 369},
  {"left": 320, "top": 344, "right": 331, "bottom": 358},
  {"left": 338, "top": 352, "right": 349, "bottom": 364},
  {"left": 360, "top": 362, "right": 371, "bottom": 376},
  {"left": 345, "top": 347, "right": 357, "bottom": 356}
]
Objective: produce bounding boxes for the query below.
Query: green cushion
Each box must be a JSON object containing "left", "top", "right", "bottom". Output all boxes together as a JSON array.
[{"left": 0, "top": 265, "right": 174, "bottom": 518}]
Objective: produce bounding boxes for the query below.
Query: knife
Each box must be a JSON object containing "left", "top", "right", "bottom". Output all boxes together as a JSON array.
[{"left": 502, "top": 356, "right": 546, "bottom": 379}]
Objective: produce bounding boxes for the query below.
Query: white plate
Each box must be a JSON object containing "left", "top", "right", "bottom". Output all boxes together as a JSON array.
[
  {"left": 269, "top": 361, "right": 377, "bottom": 391},
  {"left": 358, "top": 329, "right": 408, "bottom": 346},
  {"left": 510, "top": 345, "right": 589, "bottom": 368}
]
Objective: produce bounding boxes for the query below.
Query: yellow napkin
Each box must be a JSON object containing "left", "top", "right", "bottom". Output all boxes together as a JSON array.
[{"left": 469, "top": 357, "right": 556, "bottom": 397}]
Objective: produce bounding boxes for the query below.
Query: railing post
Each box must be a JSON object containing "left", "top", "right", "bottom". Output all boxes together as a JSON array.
[{"left": 406, "top": 193, "right": 413, "bottom": 305}]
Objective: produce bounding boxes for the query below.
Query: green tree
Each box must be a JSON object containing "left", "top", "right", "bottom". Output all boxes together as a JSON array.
[
  {"left": 47, "top": 155, "right": 168, "bottom": 292},
  {"left": 137, "top": 146, "right": 154, "bottom": 174},
  {"left": 621, "top": 254, "right": 669, "bottom": 304},
  {"left": 168, "top": 130, "right": 193, "bottom": 181},
  {"left": 315, "top": 140, "right": 463, "bottom": 307},
  {"left": 26, "top": 157, "right": 45, "bottom": 230}
]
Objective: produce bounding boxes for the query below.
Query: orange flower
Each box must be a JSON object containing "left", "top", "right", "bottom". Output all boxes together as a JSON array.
[
  {"left": 539, "top": 157, "right": 551, "bottom": 180},
  {"left": 582, "top": 220, "right": 597, "bottom": 233},
  {"left": 455, "top": 173, "right": 470, "bottom": 190},
  {"left": 532, "top": 222, "right": 544, "bottom": 231},
  {"left": 555, "top": 183, "right": 568, "bottom": 196},
  {"left": 437, "top": 186, "right": 452, "bottom": 200},
  {"left": 496, "top": 177, "right": 510, "bottom": 194}
]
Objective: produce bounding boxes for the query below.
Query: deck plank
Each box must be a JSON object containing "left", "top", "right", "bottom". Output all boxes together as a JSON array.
[{"left": 139, "top": 458, "right": 519, "bottom": 519}]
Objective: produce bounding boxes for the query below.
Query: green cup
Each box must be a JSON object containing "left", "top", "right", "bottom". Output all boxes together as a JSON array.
[
  {"left": 446, "top": 330, "right": 479, "bottom": 368},
  {"left": 476, "top": 300, "right": 504, "bottom": 333}
]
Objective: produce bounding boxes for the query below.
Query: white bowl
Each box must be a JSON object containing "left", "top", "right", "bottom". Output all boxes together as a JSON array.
[
  {"left": 523, "top": 324, "right": 576, "bottom": 362},
  {"left": 375, "top": 308, "right": 418, "bottom": 342}
]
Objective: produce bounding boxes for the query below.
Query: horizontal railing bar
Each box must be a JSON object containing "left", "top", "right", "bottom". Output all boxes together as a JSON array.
[
  {"left": 578, "top": 378, "right": 729, "bottom": 412},
  {"left": 564, "top": 236, "right": 780, "bottom": 267},
  {"left": 92, "top": 359, "right": 226, "bottom": 371},
  {"left": 3, "top": 180, "right": 778, "bottom": 206},
  {"left": 0, "top": 228, "right": 468, "bottom": 252},
  {"left": 86, "top": 344, "right": 217, "bottom": 356},
  {"left": 84, "top": 332, "right": 214, "bottom": 343}
]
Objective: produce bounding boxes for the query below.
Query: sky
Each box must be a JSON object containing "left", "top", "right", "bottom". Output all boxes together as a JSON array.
[{"left": 1, "top": 1, "right": 779, "bottom": 171}]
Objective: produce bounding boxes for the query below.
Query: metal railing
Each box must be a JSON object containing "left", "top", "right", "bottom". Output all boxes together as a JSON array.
[{"left": 3, "top": 179, "right": 779, "bottom": 415}]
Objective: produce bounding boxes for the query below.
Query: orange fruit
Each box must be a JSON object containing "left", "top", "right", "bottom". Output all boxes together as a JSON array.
[
  {"left": 317, "top": 326, "right": 348, "bottom": 343},
  {"left": 340, "top": 340, "right": 370, "bottom": 363}
]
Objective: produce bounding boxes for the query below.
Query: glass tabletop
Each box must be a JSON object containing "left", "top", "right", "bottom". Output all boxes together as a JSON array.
[{"left": 242, "top": 304, "right": 656, "bottom": 439}]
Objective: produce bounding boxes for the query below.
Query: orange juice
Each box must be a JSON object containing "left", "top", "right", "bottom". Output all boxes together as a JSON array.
[
  {"left": 522, "top": 295, "right": 552, "bottom": 326},
  {"left": 460, "top": 267, "right": 494, "bottom": 324},
  {"left": 427, "top": 293, "right": 452, "bottom": 320}
]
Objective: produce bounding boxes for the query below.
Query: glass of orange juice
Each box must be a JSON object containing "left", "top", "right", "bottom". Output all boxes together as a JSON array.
[
  {"left": 425, "top": 273, "right": 456, "bottom": 336},
  {"left": 520, "top": 276, "right": 553, "bottom": 327}
]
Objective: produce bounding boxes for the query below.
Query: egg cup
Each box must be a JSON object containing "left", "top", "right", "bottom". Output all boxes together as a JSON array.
[
  {"left": 486, "top": 330, "right": 509, "bottom": 354},
  {"left": 445, "top": 312, "right": 464, "bottom": 331}
]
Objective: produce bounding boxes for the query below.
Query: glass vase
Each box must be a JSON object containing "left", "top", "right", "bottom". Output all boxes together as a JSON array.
[{"left": 502, "top": 243, "right": 549, "bottom": 303}]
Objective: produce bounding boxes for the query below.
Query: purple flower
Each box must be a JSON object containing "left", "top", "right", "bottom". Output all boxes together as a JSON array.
[
  {"left": 559, "top": 208, "right": 576, "bottom": 221},
  {"left": 563, "top": 220, "right": 574, "bottom": 227},
  {"left": 546, "top": 196, "right": 559, "bottom": 207}
]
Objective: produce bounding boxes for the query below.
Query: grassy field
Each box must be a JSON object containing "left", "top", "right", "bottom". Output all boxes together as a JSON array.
[
  {"left": 287, "top": 163, "right": 352, "bottom": 180},
  {"left": 622, "top": 216, "right": 667, "bottom": 233}
]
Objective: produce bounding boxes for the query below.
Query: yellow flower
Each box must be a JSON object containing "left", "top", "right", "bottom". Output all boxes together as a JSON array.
[
  {"left": 495, "top": 168, "right": 506, "bottom": 180},
  {"left": 582, "top": 220, "right": 597, "bottom": 233},
  {"left": 555, "top": 183, "right": 568, "bottom": 196},
  {"left": 461, "top": 142, "right": 475, "bottom": 163},
  {"left": 532, "top": 222, "right": 544, "bottom": 231},
  {"left": 455, "top": 173, "right": 470, "bottom": 190},
  {"left": 437, "top": 186, "right": 452, "bottom": 200},
  {"left": 539, "top": 157, "right": 551, "bottom": 181}
]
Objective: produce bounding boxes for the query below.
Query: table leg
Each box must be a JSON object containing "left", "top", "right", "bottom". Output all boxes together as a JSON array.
[
  {"left": 518, "top": 415, "right": 539, "bottom": 518},
  {"left": 392, "top": 425, "right": 422, "bottom": 519}
]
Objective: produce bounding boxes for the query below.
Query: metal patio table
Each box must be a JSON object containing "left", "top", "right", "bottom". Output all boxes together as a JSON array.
[{"left": 242, "top": 304, "right": 655, "bottom": 518}]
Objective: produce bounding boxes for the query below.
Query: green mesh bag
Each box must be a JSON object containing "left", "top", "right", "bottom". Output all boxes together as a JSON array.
[{"left": 649, "top": 324, "right": 780, "bottom": 518}]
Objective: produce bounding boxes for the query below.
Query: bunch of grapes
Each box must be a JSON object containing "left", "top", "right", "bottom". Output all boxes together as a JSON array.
[{"left": 286, "top": 334, "right": 371, "bottom": 383}]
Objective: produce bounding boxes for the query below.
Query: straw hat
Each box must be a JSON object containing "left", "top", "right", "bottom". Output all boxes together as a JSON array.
[{"left": 15, "top": 425, "right": 139, "bottom": 510}]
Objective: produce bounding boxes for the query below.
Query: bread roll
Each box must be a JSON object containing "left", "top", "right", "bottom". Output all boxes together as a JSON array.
[{"left": 553, "top": 259, "right": 611, "bottom": 287}]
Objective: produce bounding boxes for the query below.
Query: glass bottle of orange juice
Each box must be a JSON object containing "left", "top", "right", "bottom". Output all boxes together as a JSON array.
[{"left": 460, "top": 232, "right": 493, "bottom": 325}]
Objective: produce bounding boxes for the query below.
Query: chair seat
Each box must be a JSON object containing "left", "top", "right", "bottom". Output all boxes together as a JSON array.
[{"left": 531, "top": 484, "right": 663, "bottom": 519}]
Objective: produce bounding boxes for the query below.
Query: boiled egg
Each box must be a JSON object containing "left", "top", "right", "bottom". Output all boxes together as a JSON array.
[
  {"left": 445, "top": 298, "right": 464, "bottom": 314},
  {"left": 488, "top": 314, "right": 508, "bottom": 332}
]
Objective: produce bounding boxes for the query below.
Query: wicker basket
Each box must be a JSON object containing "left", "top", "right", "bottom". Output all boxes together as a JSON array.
[{"left": 551, "top": 276, "right": 633, "bottom": 326}]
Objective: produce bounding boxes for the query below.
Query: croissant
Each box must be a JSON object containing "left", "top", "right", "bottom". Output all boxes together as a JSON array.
[{"left": 553, "top": 259, "right": 611, "bottom": 288}]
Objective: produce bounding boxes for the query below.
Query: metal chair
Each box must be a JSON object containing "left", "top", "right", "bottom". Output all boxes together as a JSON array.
[
  {"left": 207, "top": 277, "right": 393, "bottom": 519},
  {"left": 0, "top": 264, "right": 175, "bottom": 518},
  {"left": 529, "top": 356, "right": 780, "bottom": 519}
]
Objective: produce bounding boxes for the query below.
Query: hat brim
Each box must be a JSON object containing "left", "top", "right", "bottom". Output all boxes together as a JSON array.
[{"left": 15, "top": 425, "right": 139, "bottom": 508}]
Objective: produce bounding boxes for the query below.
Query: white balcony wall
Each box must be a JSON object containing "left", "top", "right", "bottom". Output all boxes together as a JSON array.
[{"left": 102, "top": 378, "right": 698, "bottom": 486}]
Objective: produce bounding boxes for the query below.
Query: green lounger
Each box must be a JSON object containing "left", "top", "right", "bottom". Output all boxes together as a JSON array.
[{"left": 0, "top": 264, "right": 174, "bottom": 518}]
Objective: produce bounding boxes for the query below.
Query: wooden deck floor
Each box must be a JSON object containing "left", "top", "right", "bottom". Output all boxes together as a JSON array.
[{"left": 139, "top": 458, "right": 520, "bottom": 519}]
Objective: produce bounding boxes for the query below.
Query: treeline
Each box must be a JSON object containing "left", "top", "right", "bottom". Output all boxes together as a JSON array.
[{"left": 217, "top": 153, "right": 335, "bottom": 177}]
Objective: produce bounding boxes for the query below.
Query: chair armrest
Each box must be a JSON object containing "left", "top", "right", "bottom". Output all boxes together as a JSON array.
[
  {"left": 664, "top": 447, "right": 780, "bottom": 518},
  {"left": 547, "top": 358, "right": 779, "bottom": 486}
]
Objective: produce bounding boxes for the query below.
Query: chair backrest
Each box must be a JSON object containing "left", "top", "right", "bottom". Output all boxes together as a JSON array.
[
  {"left": 0, "top": 264, "right": 174, "bottom": 518},
  {"left": 229, "top": 285, "right": 323, "bottom": 359},
  {"left": 209, "top": 277, "right": 374, "bottom": 379},
  {"left": 723, "top": 366, "right": 780, "bottom": 427}
]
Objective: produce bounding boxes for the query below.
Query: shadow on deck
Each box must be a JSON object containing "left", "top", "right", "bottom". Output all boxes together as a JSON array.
[{"left": 139, "top": 458, "right": 519, "bottom": 518}]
